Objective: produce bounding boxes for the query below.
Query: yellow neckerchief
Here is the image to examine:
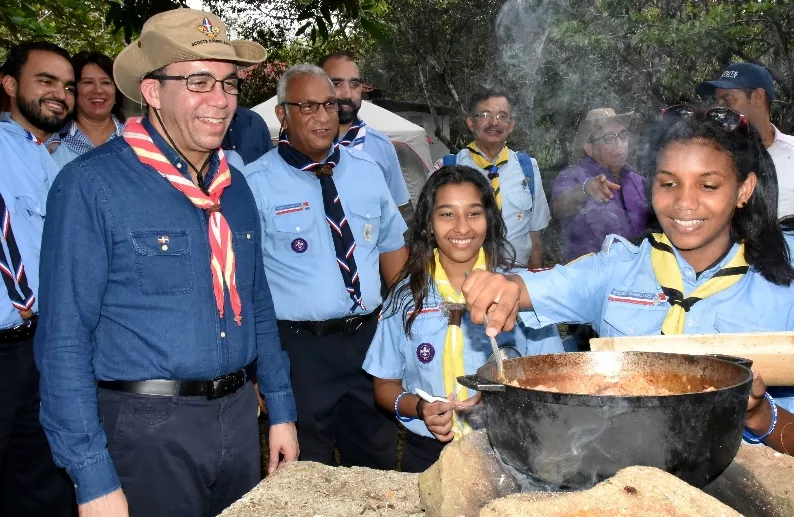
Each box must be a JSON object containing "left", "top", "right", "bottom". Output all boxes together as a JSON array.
[
  {"left": 432, "top": 248, "right": 487, "bottom": 439},
  {"left": 466, "top": 143, "right": 509, "bottom": 209},
  {"left": 649, "top": 233, "right": 749, "bottom": 335}
]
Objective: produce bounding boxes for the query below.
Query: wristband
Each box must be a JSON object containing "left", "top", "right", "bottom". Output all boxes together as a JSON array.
[
  {"left": 743, "top": 392, "right": 778, "bottom": 443},
  {"left": 582, "top": 177, "right": 594, "bottom": 198},
  {"left": 394, "top": 391, "right": 414, "bottom": 422}
]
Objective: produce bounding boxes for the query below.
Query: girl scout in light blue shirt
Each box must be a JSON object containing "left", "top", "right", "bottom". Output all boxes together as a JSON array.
[
  {"left": 362, "top": 165, "right": 562, "bottom": 473},
  {"left": 463, "top": 106, "right": 794, "bottom": 446},
  {"left": 514, "top": 107, "right": 794, "bottom": 337}
]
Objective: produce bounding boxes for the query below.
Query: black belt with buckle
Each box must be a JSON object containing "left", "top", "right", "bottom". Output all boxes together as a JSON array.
[
  {"left": 0, "top": 315, "right": 38, "bottom": 343},
  {"left": 279, "top": 306, "right": 380, "bottom": 337},
  {"left": 97, "top": 361, "right": 256, "bottom": 400}
]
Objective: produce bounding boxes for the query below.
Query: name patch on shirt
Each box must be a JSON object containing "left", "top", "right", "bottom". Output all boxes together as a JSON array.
[
  {"left": 275, "top": 202, "right": 310, "bottom": 216},
  {"left": 608, "top": 289, "right": 668, "bottom": 306}
]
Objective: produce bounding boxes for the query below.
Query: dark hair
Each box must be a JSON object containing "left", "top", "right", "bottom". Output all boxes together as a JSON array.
[
  {"left": 2, "top": 41, "right": 71, "bottom": 80},
  {"left": 740, "top": 87, "right": 773, "bottom": 114},
  {"left": 318, "top": 51, "right": 357, "bottom": 69},
  {"left": 648, "top": 110, "right": 794, "bottom": 286},
  {"left": 386, "top": 165, "right": 517, "bottom": 336},
  {"left": 71, "top": 51, "right": 125, "bottom": 121},
  {"left": 467, "top": 88, "right": 513, "bottom": 115}
]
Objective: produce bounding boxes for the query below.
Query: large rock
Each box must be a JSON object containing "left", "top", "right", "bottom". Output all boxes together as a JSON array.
[
  {"left": 219, "top": 461, "right": 422, "bottom": 517},
  {"left": 479, "top": 466, "right": 742, "bottom": 517},
  {"left": 704, "top": 443, "right": 794, "bottom": 517},
  {"left": 419, "top": 430, "right": 519, "bottom": 517}
]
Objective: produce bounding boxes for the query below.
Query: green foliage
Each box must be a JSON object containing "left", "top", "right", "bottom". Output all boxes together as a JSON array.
[
  {"left": 105, "top": 0, "right": 187, "bottom": 43},
  {"left": 0, "top": 0, "right": 126, "bottom": 60}
]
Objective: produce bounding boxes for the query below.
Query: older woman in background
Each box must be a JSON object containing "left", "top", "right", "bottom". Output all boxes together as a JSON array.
[{"left": 52, "top": 51, "right": 124, "bottom": 167}]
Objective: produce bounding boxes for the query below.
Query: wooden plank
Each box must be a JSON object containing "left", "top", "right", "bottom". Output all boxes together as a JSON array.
[{"left": 590, "top": 333, "right": 794, "bottom": 386}]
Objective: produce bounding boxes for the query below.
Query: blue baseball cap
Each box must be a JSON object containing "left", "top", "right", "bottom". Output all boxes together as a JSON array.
[{"left": 697, "top": 63, "right": 775, "bottom": 101}]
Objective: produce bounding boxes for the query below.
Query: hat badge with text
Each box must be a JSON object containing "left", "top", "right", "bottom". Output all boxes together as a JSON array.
[{"left": 198, "top": 17, "right": 220, "bottom": 39}]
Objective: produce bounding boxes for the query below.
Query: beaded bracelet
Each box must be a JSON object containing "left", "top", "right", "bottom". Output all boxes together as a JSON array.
[
  {"left": 394, "top": 391, "right": 414, "bottom": 422},
  {"left": 743, "top": 392, "right": 778, "bottom": 443},
  {"left": 582, "top": 177, "right": 594, "bottom": 198}
]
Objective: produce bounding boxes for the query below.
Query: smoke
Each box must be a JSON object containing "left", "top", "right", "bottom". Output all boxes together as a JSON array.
[{"left": 492, "top": 403, "right": 639, "bottom": 493}]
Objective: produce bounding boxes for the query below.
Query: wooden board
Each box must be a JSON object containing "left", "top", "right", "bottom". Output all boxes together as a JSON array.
[{"left": 589, "top": 332, "right": 794, "bottom": 386}]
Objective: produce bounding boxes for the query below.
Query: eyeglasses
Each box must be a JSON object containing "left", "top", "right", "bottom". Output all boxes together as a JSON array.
[
  {"left": 147, "top": 73, "right": 240, "bottom": 95},
  {"left": 282, "top": 100, "right": 340, "bottom": 115},
  {"left": 471, "top": 111, "right": 512, "bottom": 123},
  {"left": 590, "top": 130, "right": 630, "bottom": 144},
  {"left": 660, "top": 104, "right": 749, "bottom": 134}
]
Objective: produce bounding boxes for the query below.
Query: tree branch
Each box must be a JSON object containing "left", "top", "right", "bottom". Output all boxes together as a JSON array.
[{"left": 418, "top": 66, "right": 457, "bottom": 153}]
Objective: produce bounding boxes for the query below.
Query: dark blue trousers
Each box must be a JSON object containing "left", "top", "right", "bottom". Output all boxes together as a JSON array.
[
  {"left": 278, "top": 316, "right": 397, "bottom": 469},
  {"left": 0, "top": 337, "right": 75, "bottom": 517},
  {"left": 98, "top": 381, "right": 260, "bottom": 517}
]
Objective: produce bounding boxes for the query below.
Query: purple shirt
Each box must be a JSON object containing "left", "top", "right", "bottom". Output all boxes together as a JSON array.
[{"left": 552, "top": 156, "right": 648, "bottom": 262}]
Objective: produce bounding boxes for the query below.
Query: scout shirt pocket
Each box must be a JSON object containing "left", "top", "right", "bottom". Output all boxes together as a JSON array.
[
  {"left": 347, "top": 199, "right": 381, "bottom": 250},
  {"left": 409, "top": 311, "right": 448, "bottom": 373},
  {"left": 233, "top": 230, "right": 257, "bottom": 288},
  {"left": 505, "top": 190, "right": 533, "bottom": 231},
  {"left": 14, "top": 192, "right": 47, "bottom": 253},
  {"left": 273, "top": 209, "right": 317, "bottom": 259},
  {"left": 15, "top": 193, "right": 47, "bottom": 218},
  {"left": 601, "top": 290, "right": 668, "bottom": 337},
  {"left": 713, "top": 312, "right": 775, "bottom": 333},
  {"left": 131, "top": 229, "right": 194, "bottom": 295}
]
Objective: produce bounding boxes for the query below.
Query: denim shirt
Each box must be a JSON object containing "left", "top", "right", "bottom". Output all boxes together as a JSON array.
[
  {"left": 221, "top": 106, "right": 273, "bottom": 165},
  {"left": 34, "top": 117, "right": 296, "bottom": 504}
]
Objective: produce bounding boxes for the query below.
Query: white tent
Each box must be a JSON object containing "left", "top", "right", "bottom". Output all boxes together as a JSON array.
[{"left": 252, "top": 97, "right": 430, "bottom": 206}]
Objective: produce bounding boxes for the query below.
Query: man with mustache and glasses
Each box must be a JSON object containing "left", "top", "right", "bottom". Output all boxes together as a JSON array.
[
  {"left": 0, "top": 42, "right": 76, "bottom": 517},
  {"left": 244, "top": 64, "right": 408, "bottom": 470},
  {"left": 320, "top": 52, "right": 415, "bottom": 230},
  {"left": 432, "top": 89, "right": 552, "bottom": 270}
]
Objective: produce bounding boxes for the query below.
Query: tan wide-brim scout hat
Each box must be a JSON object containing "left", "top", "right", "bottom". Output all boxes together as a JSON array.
[
  {"left": 114, "top": 8, "right": 267, "bottom": 103},
  {"left": 572, "top": 108, "right": 634, "bottom": 158}
]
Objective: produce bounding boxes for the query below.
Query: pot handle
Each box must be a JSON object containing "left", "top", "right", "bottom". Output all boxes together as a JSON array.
[{"left": 457, "top": 374, "right": 506, "bottom": 393}]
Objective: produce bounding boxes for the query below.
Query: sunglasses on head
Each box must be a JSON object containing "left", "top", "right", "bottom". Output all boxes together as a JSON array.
[{"left": 659, "top": 104, "right": 749, "bottom": 134}]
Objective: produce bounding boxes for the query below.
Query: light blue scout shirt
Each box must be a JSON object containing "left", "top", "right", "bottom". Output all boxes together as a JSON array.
[
  {"left": 0, "top": 118, "right": 60, "bottom": 329},
  {"left": 363, "top": 279, "right": 564, "bottom": 438},
  {"left": 442, "top": 147, "right": 551, "bottom": 265},
  {"left": 243, "top": 145, "right": 407, "bottom": 321},
  {"left": 361, "top": 126, "right": 412, "bottom": 208},
  {"left": 518, "top": 235, "right": 794, "bottom": 336}
]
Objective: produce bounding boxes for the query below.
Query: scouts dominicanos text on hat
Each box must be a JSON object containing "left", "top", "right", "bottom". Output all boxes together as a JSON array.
[{"left": 113, "top": 8, "right": 267, "bottom": 104}]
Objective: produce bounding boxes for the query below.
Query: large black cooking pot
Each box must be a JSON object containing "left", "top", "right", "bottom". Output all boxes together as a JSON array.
[{"left": 457, "top": 351, "right": 752, "bottom": 489}]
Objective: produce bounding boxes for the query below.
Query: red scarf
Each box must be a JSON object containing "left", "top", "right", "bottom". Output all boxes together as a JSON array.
[{"left": 123, "top": 117, "right": 242, "bottom": 325}]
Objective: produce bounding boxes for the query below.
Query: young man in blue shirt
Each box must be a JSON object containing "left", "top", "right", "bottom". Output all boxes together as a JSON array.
[
  {"left": 320, "top": 52, "right": 415, "bottom": 230},
  {"left": 244, "top": 64, "right": 408, "bottom": 469},
  {"left": 35, "top": 10, "right": 297, "bottom": 517},
  {"left": 0, "top": 41, "right": 76, "bottom": 517}
]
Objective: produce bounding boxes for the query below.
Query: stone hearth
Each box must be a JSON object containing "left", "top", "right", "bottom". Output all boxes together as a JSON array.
[{"left": 220, "top": 431, "right": 794, "bottom": 516}]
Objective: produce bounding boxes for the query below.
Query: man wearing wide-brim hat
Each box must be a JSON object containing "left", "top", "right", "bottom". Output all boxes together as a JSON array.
[
  {"left": 551, "top": 107, "right": 649, "bottom": 263},
  {"left": 35, "top": 9, "right": 298, "bottom": 517}
]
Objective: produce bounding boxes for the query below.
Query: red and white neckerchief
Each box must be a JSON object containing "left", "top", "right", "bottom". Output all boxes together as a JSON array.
[{"left": 122, "top": 117, "right": 242, "bottom": 325}]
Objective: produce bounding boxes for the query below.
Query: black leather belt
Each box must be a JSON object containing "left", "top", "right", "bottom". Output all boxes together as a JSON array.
[
  {"left": 97, "top": 361, "right": 256, "bottom": 400},
  {"left": 279, "top": 306, "right": 380, "bottom": 337},
  {"left": 0, "top": 315, "right": 38, "bottom": 343}
]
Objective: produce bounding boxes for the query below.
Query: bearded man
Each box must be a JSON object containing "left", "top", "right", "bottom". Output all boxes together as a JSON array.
[{"left": 0, "top": 41, "right": 76, "bottom": 517}]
